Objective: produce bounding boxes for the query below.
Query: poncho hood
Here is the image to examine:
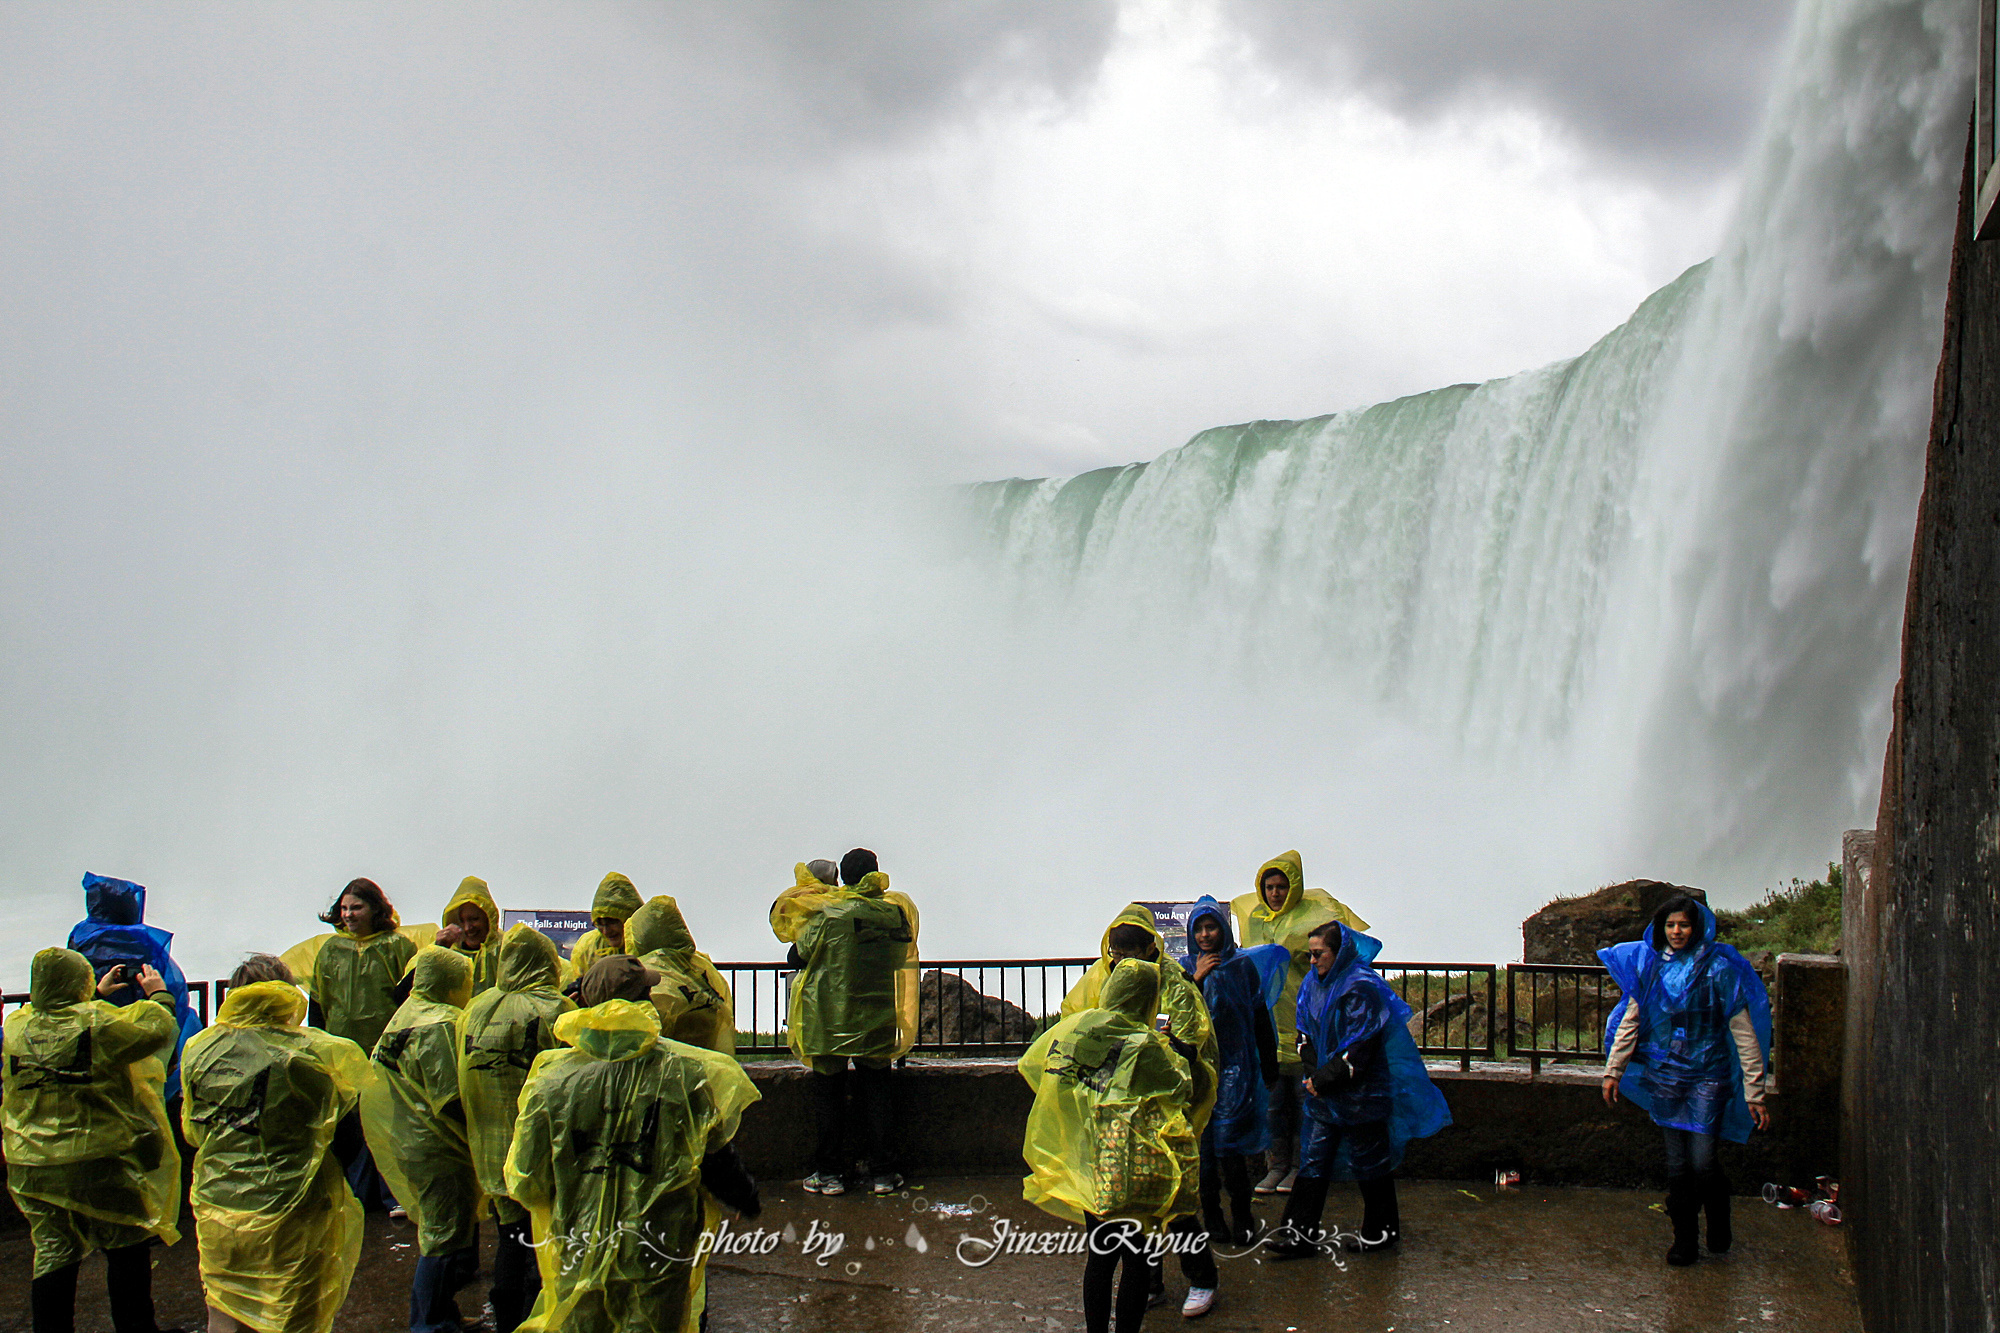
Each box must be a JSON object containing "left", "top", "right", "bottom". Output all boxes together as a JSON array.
[
  {"left": 410, "top": 946, "right": 474, "bottom": 1009},
  {"left": 215, "top": 979, "right": 309, "bottom": 1028},
  {"left": 495, "top": 923, "right": 562, "bottom": 992},
  {"left": 81, "top": 872, "right": 147, "bottom": 925},
  {"left": 441, "top": 876, "right": 500, "bottom": 936},
  {"left": 1181, "top": 896, "right": 1237, "bottom": 962},
  {"left": 626, "top": 895, "right": 697, "bottom": 964},
  {"left": 1097, "top": 903, "right": 1164, "bottom": 961},
  {"left": 849, "top": 870, "right": 891, "bottom": 898},
  {"left": 590, "top": 873, "right": 643, "bottom": 922},
  {"left": 29, "top": 947, "right": 94, "bottom": 1010},
  {"left": 555, "top": 997, "right": 661, "bottom": 1062},
  {"left": 1647, "top": 896, "right": 1719, "bottom": 952},
  {"left": 1252, "top": 851, "right": 1305, "bottom": 918},
  {"left": 1102, "top": 959, "right": 1161, "bottom": 1023}
]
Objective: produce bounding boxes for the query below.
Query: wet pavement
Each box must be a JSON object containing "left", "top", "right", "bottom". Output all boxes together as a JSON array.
[{"left": 0, "top": 1177, "right": 1859, "bottom": 1332}]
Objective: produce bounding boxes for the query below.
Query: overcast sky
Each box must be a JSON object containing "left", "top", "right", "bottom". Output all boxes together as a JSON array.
[{"left": 0, "top": 2, "right": 1802, "bottom": 977}]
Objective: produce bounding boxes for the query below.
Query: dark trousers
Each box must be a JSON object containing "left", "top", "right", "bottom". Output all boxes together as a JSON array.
[
  {"left": 30, "top": 1243, "right": 159, "bottom": 1333},
  {"left": 1148, "top": 1214, "right": 1217, "bottom": 1293},
  {"left": 1198, "top": 1126, "right": 1256, "bottom": 1242},
  {"left": 410, "top": 1242, "right": 480, "bottom": 1333},
  {"left": 491, "top": 1219, "right": 542, "bottom": 1333},
  {"left": 1660, "top": 1127, "right": 1718, "bottom": 1175},
  {"left": 333, "top": 1108, "right": 400, "bottom": 1212},
  {"left": 811, "top": 1060, "right": 896, "bottom": 1176},
  {"left": 1081, "top": 1215, "right": 1155, "bottom": 1333}
]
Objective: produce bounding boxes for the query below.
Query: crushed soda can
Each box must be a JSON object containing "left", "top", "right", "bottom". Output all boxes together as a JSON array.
[
  {"left": 1494, "top": 1169, "right": 1520, "bottom": 1190},
  {"left": 1763, "top": 1183, "right": 1810, "bottom": 1206}
]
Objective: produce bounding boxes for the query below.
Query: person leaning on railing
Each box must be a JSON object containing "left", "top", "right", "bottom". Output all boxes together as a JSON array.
[
  {"left": 770, "top": 847, "right": 921, "bottom": 1197},
  {"left": 1599, "top": 894, "right": 1770, "bottom": 1268}
]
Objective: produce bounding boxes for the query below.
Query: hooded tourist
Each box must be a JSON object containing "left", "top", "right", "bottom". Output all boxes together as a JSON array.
[
  {"left": 64, "top": 872, "right": 204, "bottom": 1103},
  {"left": 1268, "top": 921, "right": 1451, "bottom": 1259},
  {"left": 625, "top": 895, "right": 736, "bottom": 1055},
  {"left": 505, "top": 994, "right": 762, "bottom": 1333},
  {"left": 1020, "top": 959, "right": 1199, "bottom": 1333},
  {"left": 1230, "top": 851, "right": 1370, "bottom": 1193},
  {"left": 776, "top": 847, "right": 920, "bottom": 1196},
  {"left": 281, "top": 877, "right": 416, "bottom": 1212},
  {"left": 568, "top": 872, "right": 644, "bottom": 974},
  {"left": 419, "top": 876, "right": 504, "bottom": 997},
  {"left": 1061, "top": 905, "right": 1221, "bottom": 1315},
  {"left": 181, "top": 956, "right": 373, "bottom": 1333},
  {"left": 362, "top": 946, "right": 481, "bottom": 1333},
  {"left": 1600, "top": 895, "right": 1771, "bottom": 1267},
  {"left": 767, "top": 859, "right": 841, "bottom": 942},
  {"left": 3, "top": 946, "right": 181, "bottom": 1333},
  {"left": 1180, "top": 896, "right": 1288, "bottom": 1255},
  {"left": 461, "top": 925, "right": 576, "bottom": 1333}
]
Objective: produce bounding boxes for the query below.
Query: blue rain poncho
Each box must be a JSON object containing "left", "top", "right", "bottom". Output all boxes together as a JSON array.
[
  {"left": 1293, "top": 924, "right": 1450, "bottom": 1180},
  {"left": 66, "top": 872, "right": 203, "bottom": 1101},
  {"left": 1598, "top": 899, "right": 1772, "bottom": 1143},
  {"left": 1178, "top": 897, "right": 1287, "bottom": 1156}
]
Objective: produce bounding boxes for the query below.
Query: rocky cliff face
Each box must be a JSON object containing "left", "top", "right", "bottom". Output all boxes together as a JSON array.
[{"left": 1520, "top": 880, "right": 1707, "bottom": 965}]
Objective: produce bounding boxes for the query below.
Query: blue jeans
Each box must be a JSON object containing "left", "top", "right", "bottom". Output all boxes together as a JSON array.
[
  {"left": 410, "top": 1243, "right": 479, "bottom": 1333},
  {"left": 1661, "top": 1127, "right": 1717, "bottom": 1175}
]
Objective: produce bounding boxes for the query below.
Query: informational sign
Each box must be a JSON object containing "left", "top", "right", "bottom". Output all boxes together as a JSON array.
[
  {"left": 1139, "top": 901, "right": 1200, "bottom": 959},
  {"left": 502, "top": 908, "right": 594, "bottom": 957}
]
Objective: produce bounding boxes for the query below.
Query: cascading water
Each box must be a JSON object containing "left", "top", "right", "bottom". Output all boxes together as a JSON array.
[{"left": 969, "top": 0, "right": 1970, "bottom": 898}]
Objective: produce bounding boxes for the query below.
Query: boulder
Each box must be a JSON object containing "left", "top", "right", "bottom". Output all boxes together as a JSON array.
[
  {"left": 916, "top": 969, "right": 1041, "bottom": 1046},
  {"left": 1522, "top": 880, "right": 1708, "bottom": 965}
]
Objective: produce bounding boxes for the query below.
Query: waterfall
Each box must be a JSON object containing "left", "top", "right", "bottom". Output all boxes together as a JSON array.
[{"left": 968, "top": 0, "right": 1970, "bottom": 896}]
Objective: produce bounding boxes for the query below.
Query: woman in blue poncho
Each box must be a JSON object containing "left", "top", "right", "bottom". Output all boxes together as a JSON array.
[
  {"left": 1270, "top": 920, "right": 1450, "bottom": 1259},
  {"left": 1600, "top": 894, "right": 1770, "bottom": 1267},
  {"left": 1180, "top": 897, "right": 1286, "bottom": 1252}
]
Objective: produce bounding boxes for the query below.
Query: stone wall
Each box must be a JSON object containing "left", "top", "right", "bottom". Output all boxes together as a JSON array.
[{"left": 1843, "top": 125, "right": 2000, "bottom": 1332}]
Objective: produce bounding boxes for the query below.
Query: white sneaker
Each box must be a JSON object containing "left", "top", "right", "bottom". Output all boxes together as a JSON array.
[
  {"left": 1182, "top": 1287, "right": 1215, "bottom": 1318},
  {"left": 1253, "top": 1167, "right": 1287, "bottom": 1195},
  {"left": 1276, "top": 1170, "right": 1298, "bottom": 1194}
]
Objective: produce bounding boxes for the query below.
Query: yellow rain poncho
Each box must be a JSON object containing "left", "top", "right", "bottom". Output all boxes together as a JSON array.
[
  {"left": 626, "top": 896, "right": 736, "bottom": 1056},
  {"left": 506, "top": 999, "right": 761, "bottom": 1333},
  {"left": 180, "top": 981, "right": 373, "bottom": 1333},
  {"left": 282, "top": 911, "right": 419, "bottom": 1057},
  {"left": 768, "top": 862, "right": 839, "bottom": 943},
  {"left": 2, "top": 948, "right": 181, "bottom": 1276},
  {"left": 361, "top": 947, "right": 480, "bottom": 1257},
  {"left": 1229, "top": 851, "right": 1369, "bottom": 1067},
  {"left": 461, "top": 925, "right": 575, "bottom": 1224},
  {"left": 569, "top": 873, "right": 645, "bottom": 974},
  {"left": 784, "top": 870, "right": 921, "bottom": 1062},
  {"left": 1019, "top": 961, "right": 1199, "bottom": 1227},
  {"left": 401, "top": 877, "right": 504, "bottom": 997},
  {"left": 1060, "top": 904, "right": 1220, "bottom": 1133}
]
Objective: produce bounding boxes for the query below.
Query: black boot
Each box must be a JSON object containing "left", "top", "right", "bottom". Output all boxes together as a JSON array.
[
  {"left": 1702, "top": 1168, "right": 1733, "bottom": 1254},
  {"left": 1347, "top": 1176, "right": 1401, "bottom": 1252},
  {"left": 1665, "top": 1173, "right": 1701, "bottom": 1266},
  {"left": 1269, "top": 1175, "right": 1331, "bottom": 1259}
]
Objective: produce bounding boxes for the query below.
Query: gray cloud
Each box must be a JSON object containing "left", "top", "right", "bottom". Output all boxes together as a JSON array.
[{"left": 1216, "top": 0, "right": 1797, "bottom": 179}]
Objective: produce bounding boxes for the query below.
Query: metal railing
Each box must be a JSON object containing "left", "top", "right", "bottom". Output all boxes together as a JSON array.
[
  {"left": 3, "top": 960, "right": 1622, "bottom": 1075},
  {"left": 1375, "top": 963, "right": 1499, "bottom": 1070},
  {"left": 1505, "top": 962, "right": 1623, "bottom": 1074},
  {"left": 3, "top": 979, "right": 213, "bottom": 1023}
]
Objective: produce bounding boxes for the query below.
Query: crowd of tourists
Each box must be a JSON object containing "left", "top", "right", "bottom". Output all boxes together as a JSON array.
[{"left": 2, "top": 847, "right": 1770, "bottom": 1333}]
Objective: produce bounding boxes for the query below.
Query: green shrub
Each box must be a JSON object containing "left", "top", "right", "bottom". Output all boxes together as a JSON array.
[{"left": 1714, "top": 864, "right": 1843, "bottom": 955}]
